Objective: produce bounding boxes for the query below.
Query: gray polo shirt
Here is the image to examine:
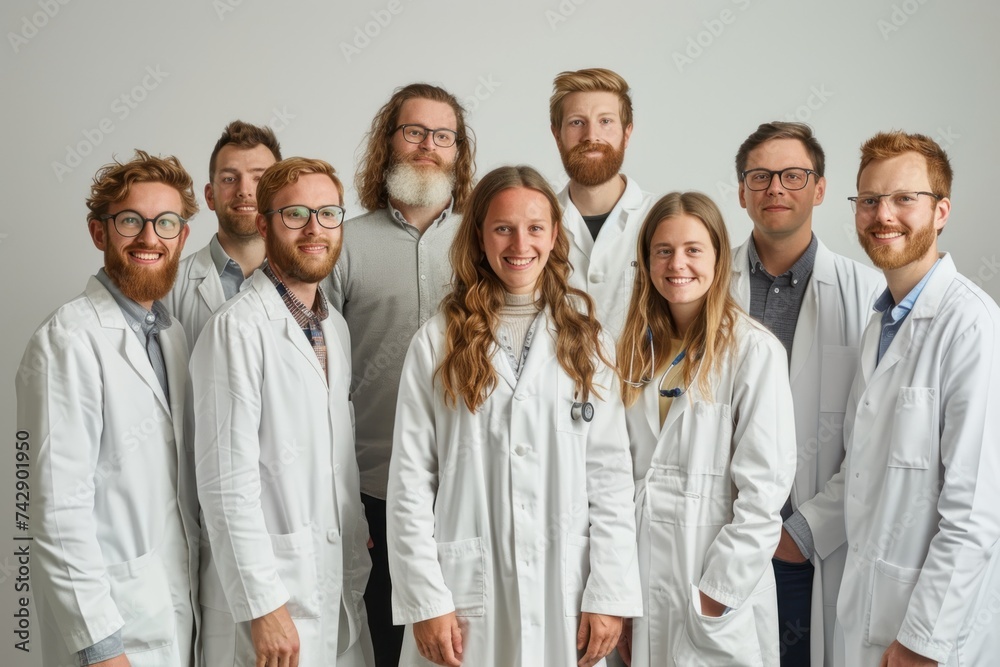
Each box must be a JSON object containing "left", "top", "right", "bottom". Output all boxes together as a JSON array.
[
  {"left": 746, "top": 233, "right": 818, "bottom": 360},
  {"left": 325, "top": 203, "right": 458, "bottom": 499}
]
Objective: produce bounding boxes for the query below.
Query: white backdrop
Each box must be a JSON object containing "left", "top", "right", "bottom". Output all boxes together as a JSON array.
[{"left": 2, "top": 0, "right": 999, "bottom": 663}]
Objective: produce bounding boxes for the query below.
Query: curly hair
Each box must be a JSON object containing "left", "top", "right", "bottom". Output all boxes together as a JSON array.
[
  {"left": 208, "top": 120, "right": 282, "bottom": 181},
  {"left": 86, "top": 149, "right": 198, "bottom": 222},
  {"left": 438, "top": 165, "right": 609, "bottom": 412},
  {"left": 355, "top": 83, "right": 475, "bottom": 212},
  {"left": 618, "top": 192, "right": 740, "bottom": 406}
]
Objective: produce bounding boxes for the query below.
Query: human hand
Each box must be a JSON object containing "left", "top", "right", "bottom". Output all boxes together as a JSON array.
[
  {"left": 879, "top": 640, "right": 936, "bottom": 666},
  {"left": 413, "top": 611, "right": 463, "bottom": 666},
  {"left": 616, "top": 617, "right": 633, "bottom": 666},
  {"left": 774, "top": 527, "right": 808, "bottom": 563},
  {"left": 250, "top": 604, "right": 300, "bottom": 667},
  {"left": 577, "top": 612, "right": 623, "bottom": 667},
  {"left": 90, "top": 655, "right": 131, "bottom": 666},
  {"left": 698, "top": 590, "right": 727, "bottom": 618}
]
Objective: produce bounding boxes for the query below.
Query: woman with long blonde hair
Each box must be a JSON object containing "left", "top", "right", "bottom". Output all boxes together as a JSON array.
[
  {"left": 386, "top": 165, "right": 641, "bottom": 667},
  {"left": 615, "top": 192, "right": 795, "bottom": 666}
]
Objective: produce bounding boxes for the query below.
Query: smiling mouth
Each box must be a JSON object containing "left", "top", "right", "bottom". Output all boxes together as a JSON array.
[
  {"left": 872, "top": 231, "right": 904, "bottom": 239},
  {"left": 666, "top": 277, "right": 694, "bottom": 284},
  {"left": 128, "top": 250, "right": 162, "bottom": 263},
  {"left": 505, "top": 257, "right": 534, "bottom": 267}
]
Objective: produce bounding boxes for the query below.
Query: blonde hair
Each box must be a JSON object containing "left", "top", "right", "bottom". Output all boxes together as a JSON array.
[
  {"left": 355, "top": 83, "right": 476, "bottom": 212},
  {"left": 86, "top": 149, "right": 198, "bottom": 221},
  {"left": 438, "top": 165, "right": 608, "bottom": 412},
  {"left": 256, "top": 157, "right": 344, "bottom": 214},
  {"left": 549, "top": 68, "right": 633, "bottom": 129},
  {"left": 618, "top": 192, "right": 740, "bottom": 406}
]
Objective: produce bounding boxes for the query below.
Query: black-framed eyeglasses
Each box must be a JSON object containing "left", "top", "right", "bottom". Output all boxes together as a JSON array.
[
  {"left": 99, "top": 210, "right": 187, "bottom": 239},
  {"left": 264, "top": 205, "right": 346, "bottom": 229},
  {"left": 741, "top": 168, "right": 818, "bottom": 191},
  {"left": 394, "top": 124, "right": 459, "bottom": 148},
  {"left": 848, "top": 191, "right": 941, "bottom": 215}
]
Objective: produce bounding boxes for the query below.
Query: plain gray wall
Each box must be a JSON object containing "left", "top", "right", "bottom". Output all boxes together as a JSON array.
[{"left": 3, "top": 0, "right": 999, "bottom": 663}]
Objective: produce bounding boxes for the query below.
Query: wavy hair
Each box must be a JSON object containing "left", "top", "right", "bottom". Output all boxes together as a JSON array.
[
  {"left": 618, "top": 192, "right": 740, "bottom": 406},
  {"left": 86, "top": 149, "right": 198, "bottom": 221},
  {"left": 438, "top": 165, "right": 608, "bottom": 412},
  {"left": 857, "top": 130, "right": 952, "bottom": 198},
  {"left": 549, "top": 68, "right": 633, "bottom": 129},
  {"left": 256, "top": 157, "right": 344, "bottom": 214},
  {"left": 355, "top": 83, "right": 476, "bottom": 212}
]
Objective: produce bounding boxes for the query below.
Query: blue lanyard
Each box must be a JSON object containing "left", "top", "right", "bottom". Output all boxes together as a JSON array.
[{"left": 657, "top": 350, "right": 687, "bottom": 398}]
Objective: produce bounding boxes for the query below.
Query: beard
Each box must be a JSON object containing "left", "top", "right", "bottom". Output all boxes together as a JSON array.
[
  {"left": 217, "top": 206, "right": 259, "bottom": 241},
  {"left": 265, "top": 229, "right": 341, "bottom": 284},
  {"left": 386, "top": 152, "right": 456, "bottom": 208},
  {"left": 857, "top": 218, "right": 937, "bottom": 271},
  {"left": 104, "top": 238, "right": 181, "bottom": 305},
  {"left": 559, "top": 139, "right": 625, "bottom": 187}
]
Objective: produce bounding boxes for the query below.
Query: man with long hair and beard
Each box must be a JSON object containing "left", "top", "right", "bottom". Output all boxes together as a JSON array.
[
  {"left": 165, "top": 120, "right": 281, "bottom": 347},
  {"left": 16, "top": 150, "right": 200, "bottom": 667},
  {"left": 787, "top": 132, "right": 1000, "bottom": 667},
  {"left": 192, "top": 158, "right": 374, "bottom": 667},
  {"left": 386, "top": 165, "right": 641, "bottom": 667},
  {"left": 325, "top": 82, "right": 476, "bottom": 667},
  {"left": 549, "top": 67, "right": 656, "bottom": 339}
]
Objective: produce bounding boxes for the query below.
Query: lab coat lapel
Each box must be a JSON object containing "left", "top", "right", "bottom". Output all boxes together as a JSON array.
[
  {"left": 159, "top": 323, "right": 188, "bottom": 441},
  {"left": 88, "top": 277, "right": 171, "bottom": 413},
  {"left": 192, "top": 248, "right": 226, "bottom": 313},
  {"left": 789, "top": 243, "right": 839, "bottom": 384},
  {"left": 254, "top": 272, "right": 329, "bottom": 387},
  {"left": 558, "top": 186, "right": 595, "bottom": 261},
  {"left": 493, "top": 344, "right": 517, "bottom": 391},
  {"left": 512, "top": 311, "right": 550, "bottom": 392},
  {"left": 730, "top": 239, "right": 752, "bottom": 311}
]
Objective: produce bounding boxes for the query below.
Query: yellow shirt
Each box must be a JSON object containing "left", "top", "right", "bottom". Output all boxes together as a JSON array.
[{"left": 658, "top": 339, "right": 685, "bottom": 428}]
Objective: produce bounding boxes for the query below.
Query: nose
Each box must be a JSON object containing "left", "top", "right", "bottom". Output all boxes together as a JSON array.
[
  {"left": 874, "top": 196, "right": 894, "bottom": 222},
  {"left": 238, "top": 174, "right": 255, "bottom": 198},
  {"left": 136, "top": 219, "right": 160, "bottom": 245},
  {"left": 765, "top": 172, "right": 785, "bottom": 195},
  {"left": 510, "top": 228, "right": 530, "bottom": 252},
  {"left": 418, "top": 131, "right": 436, "bottom": 150}
]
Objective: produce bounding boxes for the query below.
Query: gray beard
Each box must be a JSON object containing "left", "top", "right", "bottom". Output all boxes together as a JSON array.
[{"left": 386, "top": 161, "right": 455, "bottom": 209}]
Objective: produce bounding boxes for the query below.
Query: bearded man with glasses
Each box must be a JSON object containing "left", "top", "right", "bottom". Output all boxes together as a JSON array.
[
  {"left": 731, "top": 122, "right": 883, "bottom": 667},
  {"left": 323, "top": 82, "right": 475, "bottom": 667},
  {"left": 16, "top": 150, "right": 200, "bottom": 667},
  {"left": 192, "top": 158, "right": 374, "bottom": 667}
]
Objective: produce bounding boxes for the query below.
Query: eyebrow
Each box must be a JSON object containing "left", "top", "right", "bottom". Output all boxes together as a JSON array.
[{"left": 218, "top": 167, "right": 268, "bottom": 174}]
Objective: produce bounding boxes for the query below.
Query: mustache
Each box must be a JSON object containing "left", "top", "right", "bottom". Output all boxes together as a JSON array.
[
  {"left": 397, "top": 151, "right": 445, "bottom": 167},
  {"left": 568, "top": 141, "right": 615, "bottom": 159}
]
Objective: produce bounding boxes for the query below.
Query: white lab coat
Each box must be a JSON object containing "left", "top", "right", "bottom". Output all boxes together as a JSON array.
[
  {"left": 798, "top": 254, "right": 1000, "bottom": 666},
  {"left": 732, "top": 237, "right": 883, "bottom": 665},
  {"left": 560, "top": 177, "right": 655, "bottom": 339},
  {"left": 387, "top": 309, "right": 643, "bottom": 667},
  {"left": 163, "top": 240, "right": 229, "bottom": 348},
  {"left": 191, "top": 270, "right": 373, "bottom": 666},
  {"left": 16, "top": 276, "right": 200, "bottom": 667},
  {"left": 625, "top": 313, "right": 796, "bottom": 667}
]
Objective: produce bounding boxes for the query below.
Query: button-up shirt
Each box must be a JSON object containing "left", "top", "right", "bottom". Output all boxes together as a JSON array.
[
  {"left": 747, "top": 234, "right": 818, "bottom": 360},
  {"left": 262, "top": 262, "right": 330, "bottom": 376},
  {"left": 208, "top": 233, "right": 251, "bottom": 301},
  {"left": 874, "top": 258, "right": 941, "bottom": 365}
]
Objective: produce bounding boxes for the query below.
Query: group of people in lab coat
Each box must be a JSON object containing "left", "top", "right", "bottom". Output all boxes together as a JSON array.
[{"left": 16, "top": 65, "right": 1000, "bottom": 667}]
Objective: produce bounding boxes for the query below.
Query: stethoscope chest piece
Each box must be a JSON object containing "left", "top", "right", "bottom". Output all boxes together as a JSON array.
[{"left": 571, "top": 401, "right": 594, "bottom": 422}]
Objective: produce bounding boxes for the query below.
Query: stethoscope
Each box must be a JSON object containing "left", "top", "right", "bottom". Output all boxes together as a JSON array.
[
  {"left": 571, "top": 392, "right": 594, "bottom": 422},
  {"left": 624, "top": 327, "right": 688, "bottom": 398}
]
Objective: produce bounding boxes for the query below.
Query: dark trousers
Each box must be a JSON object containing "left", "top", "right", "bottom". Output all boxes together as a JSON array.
[
  {"left": 362, "top": 493, "right": 404, "bottom": 667},
  {"left": 773, "top": 557, "right": 814, "bottom": 667}
]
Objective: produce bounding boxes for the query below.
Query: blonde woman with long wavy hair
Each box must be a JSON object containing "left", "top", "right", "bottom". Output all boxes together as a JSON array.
[
  {"left": 386, "top": 165, "right": 641, "bottom": 667},
  {"left": 615, "top": 192, "right": 795, "bottom": 667}
]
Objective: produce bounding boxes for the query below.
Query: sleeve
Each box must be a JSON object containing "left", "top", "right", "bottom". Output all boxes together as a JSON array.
[
  {"left": 581, "top": 360, "right": 643, "bottom": 617},
  {"left": 78, "top": 630, "right": 124, "bottom": 665},
  {"left": 698, "top": 333, "right": 797, "bottom": 609},
  {"left": 16, "top": 320, "right": 126, "bottom": 653},
  {"left": 190, "top": 304, "right": 289, "bottom": 622},
  {"left": 385, "top": 326, "right": 454, "bottom": 625},
  {"left": 897, "top": 316, "right": 1000, "bottom": 662}
]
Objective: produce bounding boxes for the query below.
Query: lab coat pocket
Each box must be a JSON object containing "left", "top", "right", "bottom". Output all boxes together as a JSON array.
[
  {"left": 866, "top": 558, "right": 920, "bottom": 647},
  {"left": 437, "top": 537, "right": 486, "bottom": 617},
  {"left": 680, "top": 401, "right": 731, "bottom": 476},
  {"left": 563, "top": 533, "right": 591, "bottom": 616},
  {"left": 270, "top": 526, "right": 322, "bottom": 619},
  {"left": 672, "top": 584, "right": 763, "bottom": 666},
  {"left": 819, "top": 345, "right": 858, "bottom": 413},
  {"left": 105, "top": 549, "right": 177, "bottom": 653},
  {"left": 887, "top": 387, "right": 935, "bottom": 469},
  {"left": 556, "top": 372, "right": 590, "bottom": 437}
]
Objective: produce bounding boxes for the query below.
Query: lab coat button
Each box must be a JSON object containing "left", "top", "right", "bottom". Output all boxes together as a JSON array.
[
  {"left": 334, "top": 464, "right": 341, "bottom": 474},
  {"left": 514, "top": 444, "right": 528, "bottom": 456},
  {"left": 591, "top": 272, "right": 604, "bottom": 282},
  {"left": 326, "top": 530, "right": 339, "bottom": 543}
]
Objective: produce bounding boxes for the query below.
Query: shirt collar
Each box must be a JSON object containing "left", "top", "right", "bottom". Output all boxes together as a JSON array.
[
  {"left": 95, "top": 268, "right": 172, "bottom": 332},
  {"left": 747, "top": 233, "right": 818, "bottom": 284},
  {"left": 261, "top": 262, "right": 329, "bottom": 322},
  {"left": 874, "top": 257, "right": 942, "bottom": 323},
  {"left": 209, "top": 234, "right": 247, "bottom": 278},
  {"left": 387, "top": 199, "right": 454, "bottom": 229}
]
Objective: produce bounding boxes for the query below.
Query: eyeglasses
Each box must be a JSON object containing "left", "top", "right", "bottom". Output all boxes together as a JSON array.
[
  {"left": 394, "top": 124, "right": 459, "bottom": 148},
  {"left": 848, "top": 191, "right": 941, "bottom": 215},
  {"left": 741, "top": 168, "right": 818, "bottom": 191},
  {"left": 264, "top": 205, "right": 346, "bottom": 229},
  {"left": 100, "top": 210, "right": 187, "bottom": 239}
]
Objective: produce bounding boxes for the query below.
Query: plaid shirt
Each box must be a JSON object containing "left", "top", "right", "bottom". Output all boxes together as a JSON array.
[{"left": 263, "top": 263, "right": 330, "bottom": 377}]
